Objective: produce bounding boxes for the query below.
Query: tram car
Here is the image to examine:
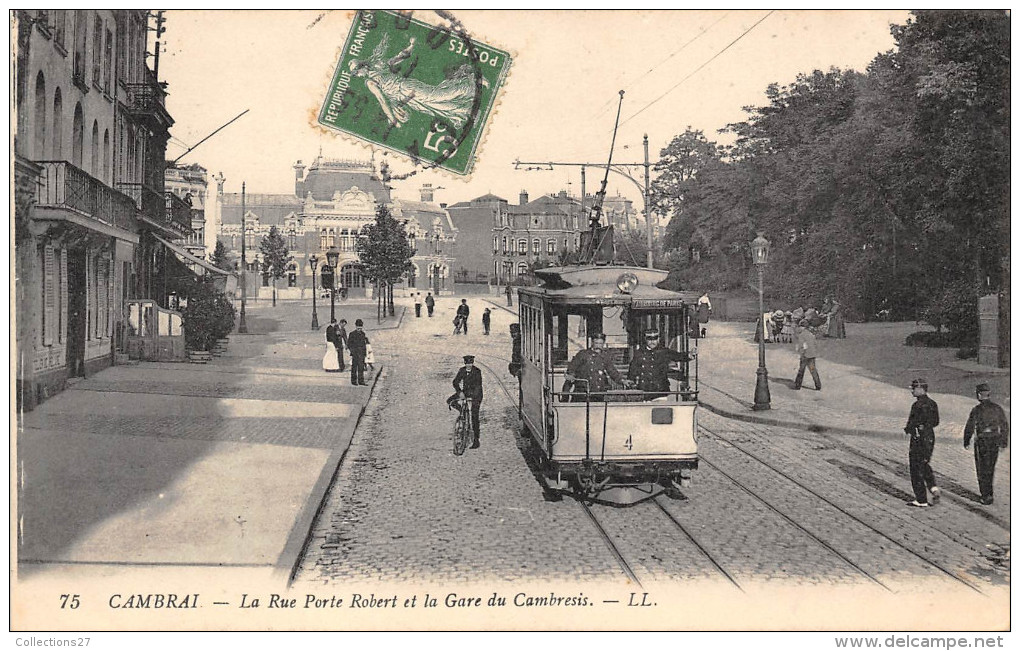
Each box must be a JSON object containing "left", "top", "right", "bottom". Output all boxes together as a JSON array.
[{"left": 516, "top": 264, "right": 700, "bottom": 506}]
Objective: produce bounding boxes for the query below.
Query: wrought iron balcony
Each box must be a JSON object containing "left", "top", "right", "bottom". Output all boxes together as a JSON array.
[
  {"left": 35, "top": 161, "right": 137, "bottom": 233},
  {"left": 124, "top": 71, "right": 173, "bottom": 131},
  {"left": 165, "top": 191, "right": 192, "bottom": 237},
  {"left": 117, "top": 182, "right": 190, "bottom": 239}
]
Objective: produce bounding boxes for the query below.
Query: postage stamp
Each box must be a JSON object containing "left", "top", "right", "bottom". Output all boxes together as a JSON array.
[{"left": 318, "top": 10, "right": 512, "bottom": 176}]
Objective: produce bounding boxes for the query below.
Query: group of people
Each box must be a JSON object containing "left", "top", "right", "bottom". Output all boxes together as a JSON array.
[
  {"left": 904, "top": 379, "right": 1008, "bottom": 508},
  {"left": 759, "top": 297, "right": 846, "bottom": 344},
  {"left": 412, "top": 292, "right": 437, "bottom": 318},
  {"left": 561, "top": 329, "right": 695, "bottom": 401},
  {"left": 323, "top": 318, "right": 372, "bottom": 386}
]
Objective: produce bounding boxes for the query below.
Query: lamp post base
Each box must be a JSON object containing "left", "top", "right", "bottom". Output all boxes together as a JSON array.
[
  {"left": 752, "top": 366, "right": 771, "bottom": 411},
  {"left": 311, "top": 311, "right": 319, "bottom": 330}
]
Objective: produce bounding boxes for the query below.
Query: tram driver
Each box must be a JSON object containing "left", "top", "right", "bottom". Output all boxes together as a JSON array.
[
  {"left": 628, "top": 329, "right": 696, "bottom": 400},
  {"left": 563, "top": 332, "right": 629, "bottom": 401}
]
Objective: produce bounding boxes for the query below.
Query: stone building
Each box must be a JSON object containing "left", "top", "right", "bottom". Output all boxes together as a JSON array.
[
  {"left": 14, "top": 10, "right": 183, "bottom": 409},
  {"left": 216, "top": 156, "right": 457, "bottom": 299},
  {"left": 164, "top": 162, "right": 209, "bottom": 258},
  {"left": 492, "top": 190, "right": 584, "bottom": 284}
]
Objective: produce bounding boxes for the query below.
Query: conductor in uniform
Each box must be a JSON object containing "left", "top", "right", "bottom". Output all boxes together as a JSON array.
[
  {"left": 963, "top": 382, "right": 1009, "bottom": 505},
  {"left": 453, "top": 355, "right": 484, "bottom": 448},
  {"left": 564, "top": 332, "right": 626, "bottom": 401},
  {"left": 904, "top": 378, "right": 941, "bottom": 507},
  {"left": 628, "top": 329, "right": 695, "bottom": 399}
]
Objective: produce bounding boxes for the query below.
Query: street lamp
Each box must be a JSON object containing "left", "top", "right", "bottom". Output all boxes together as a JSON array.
[
  {"left": 326, "top": 245, "right": 340, "bottom": 322},
  {"left": 238, "top": 181, "right": 248, "bottom": 333},
  {"left": 309, "top": 253, "right": 320, "bottom": 330},
  {"left": 751, "top": 232, "right": 772, "bottom": 411}
]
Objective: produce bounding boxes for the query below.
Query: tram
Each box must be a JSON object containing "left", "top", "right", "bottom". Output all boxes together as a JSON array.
[{"left": 516, "top": 264, "right": 700, "bottom": 506}]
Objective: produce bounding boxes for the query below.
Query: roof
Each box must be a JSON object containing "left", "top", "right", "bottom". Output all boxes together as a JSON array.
[
  {"left": 299, "top": 165, "right": 391, "bottom": 202},
  {"left": 525, "top": 265, "right": 699, "bottom": 305},
  {"left": 220, "top": 193, "right": 301, "bottom": 225}
]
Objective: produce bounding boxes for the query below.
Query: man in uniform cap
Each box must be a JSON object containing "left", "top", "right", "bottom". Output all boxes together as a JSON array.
[
  {"left": 346, "top": 319, "right": 369, "bottom": 386},
  {"left": 564, "top": 332, "right": 626, "bottom": 401},
  {"left": 453, "top": 355, "right": 484, "bottom": 448},
  {"left": 964, "top": 382, "right": 1009, "bottom": 505},
  {"left": 904, "top": 378, "right": 941, "bottom": 507},
  {"left": 628, "top": 329, "right": 695, "bottom": 400}
]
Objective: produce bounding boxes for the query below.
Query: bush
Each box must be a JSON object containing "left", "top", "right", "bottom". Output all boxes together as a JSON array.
[
  {"left": 904, "top": 330, "right": 976, "bottom": 348},
  {"left": 956, "top": 346, "right": 977, "bottom": 360},
  {"left": 182, "top": 279, "right": 236, "bottom": 351}
]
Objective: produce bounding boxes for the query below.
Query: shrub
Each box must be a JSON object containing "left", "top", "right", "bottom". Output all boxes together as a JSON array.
[
  {"left": 182, "top": 279, "right": 236, "bottom": 351},
  {"left": 956, "top": 346, "right": 977, "bottom": 360}
]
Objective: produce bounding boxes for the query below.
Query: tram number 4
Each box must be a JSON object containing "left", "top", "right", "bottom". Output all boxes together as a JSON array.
[{"left": 623, "top": 435, "right": 633, "bottom": 451}]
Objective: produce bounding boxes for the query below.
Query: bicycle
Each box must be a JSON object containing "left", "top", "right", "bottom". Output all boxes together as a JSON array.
[{"left": 452, "top": 396, "right": 474, "bottom": 456}]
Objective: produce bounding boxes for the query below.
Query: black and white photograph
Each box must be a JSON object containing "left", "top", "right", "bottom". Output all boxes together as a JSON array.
[{"left": 10, "top": 8, "right": 1010, "bottom": 640}]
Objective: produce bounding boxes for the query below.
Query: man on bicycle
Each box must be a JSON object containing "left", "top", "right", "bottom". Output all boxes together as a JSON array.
[{"left": 453, "top": 354, "right": 483, "bottom": 449}]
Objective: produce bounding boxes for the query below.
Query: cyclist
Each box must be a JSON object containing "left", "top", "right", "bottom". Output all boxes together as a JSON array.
[{"left": 452, "top": 354, "right": 483, "bottom": 449}]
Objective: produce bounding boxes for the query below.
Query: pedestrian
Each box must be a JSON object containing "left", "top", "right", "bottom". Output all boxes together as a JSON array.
[
  {"left": 792, "top": 319, "right": 822, "bottom": 390},
  {"left": 346, "top": 319, "right": 370, "bottom": 386},
  {"left": 414, "top": 292, "right": 422, "bottom": 318},
  {"left": 963, "top": 382, "right": 1009, "bottom": 505},
  {"left": 456, "top": 298, "right": 470, "bottom": 335},
  {"left": 505, "top": 284, "right": 513, "bottom": 307},
  {"left": 825, "top": 298, "right": 846, "bottom": 339},
  {"left": 564, "top": 332, "right": 627, "bottom": 401},
  {"left": 425, "top": 292, "right": 435, "bottom": 317},
  {"left": 628, "top": 329, "right": 694, "bottom": 400},
  {"left": 697, "top": 292, "right": 712, "bottom": 337},
  {"left": 904, "top": 378, "right": 941, "bottom": 507},
  {"left": 322, "top": 319, "right": 341, "bottom": 373},
  {"left": 336, "top": 318, "right": 348, "bottom": 372},
  {"left": 453, "top": 354, "right": 483, "bottom": 449},
  {"left": 364, "top": 342, "right": 375, "bottom": 372},
  {"left": 482, "top": 308, "right": 491, "bottom": 335}
]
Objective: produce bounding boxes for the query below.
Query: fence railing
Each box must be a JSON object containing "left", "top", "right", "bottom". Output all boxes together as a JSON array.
[{"left": 35, "top": 161, "right": 137, "bottom": 233}]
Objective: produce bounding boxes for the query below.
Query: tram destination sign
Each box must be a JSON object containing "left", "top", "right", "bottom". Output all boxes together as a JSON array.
[{"left": 631, "top": 299, "right": 688, "bottom": 309}]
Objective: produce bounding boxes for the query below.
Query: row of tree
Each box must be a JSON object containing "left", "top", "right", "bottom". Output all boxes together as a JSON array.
[{"left": 651, "top": 10, "right": 1008, "bottom": 343}]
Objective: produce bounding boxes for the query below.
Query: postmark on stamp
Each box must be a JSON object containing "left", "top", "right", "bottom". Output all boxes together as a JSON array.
[{"left": 318, "top": 10, "right": 512, "bottom": 176}]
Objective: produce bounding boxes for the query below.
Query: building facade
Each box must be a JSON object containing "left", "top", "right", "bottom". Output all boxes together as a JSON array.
[
  {"left": 492, "top": 190, "right": 584, "bottom": 285},
  {"left": 216, "top": 156, "right": 457, "bottom": 299},
  {"left": 165, "top": 162, "right": 209, "bottom": 258},
  {"left": 14, "top": 10, "right": 183, "bottom": 409}
]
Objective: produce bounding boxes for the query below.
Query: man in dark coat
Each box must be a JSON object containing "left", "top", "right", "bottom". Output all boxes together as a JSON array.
[
  {"left": 456, "top": 299, "right": 470, "bottom": 334},
  {"left": 628, "top": 329, "right": 694, "bottom": 400},
  {"left": 904, "top": 378, "right": 940, "bottom": 507},
  {"left": 425, "top": 292, "right": 435, "bottom": 317},
  {"left": 482, "top": 308, "right": 491, "bottom": 335},
  {"left": 346, "top": 319, "right": 370, "bottom": 386},
  {"left": 565, "top": 332, "right": 626, "bottom": 401},
  {"left": 453, "top": 354, "right": 484, "bottom": 448},
  {"left": 336, "top": 318, "right": 348, "bottom": 372},
  {"left": 964, "top": 382, "right": 1009, "bottom": 505},
  {"left": 505, "top": 284, "right": 513, "bottom": 306},
  {"left": 793, "top": 319, "right": 822, "bottom": 390}
]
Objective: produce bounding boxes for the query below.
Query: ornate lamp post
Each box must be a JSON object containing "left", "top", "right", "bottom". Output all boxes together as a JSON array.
[
  {"left": 238, "top": 181, "right": 248, "bottom": 333},
  {"left": 751, "top": 232, "right": 772, "bottom": 411},
  {"left": 326, "top": 245, "right": 340, "bottom": 322},
  {"left": 309, "top": 253, "right": 320, "bottom": 330}
]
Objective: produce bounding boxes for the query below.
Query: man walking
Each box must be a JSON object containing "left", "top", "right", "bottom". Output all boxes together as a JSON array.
[
  {"left": 964, "top": 382, "right": 1009, "bottom": 505},
  {"left": 336, "top": 318, "right": 348, "bottom": 372},
  {"left": 414, "top": 292, "right": 422, "bottom": 318},
  {"left": 482, "top": 308, "right": 491, "bottom": 335},
  {"left": 453, "top": 354, "right": 483, "bottom": 449},
  {"left": 425, "top": 292, "right": 435, "bottom": 317},
  {"left": 456, "top": 299, "right": 470, "bottom": 335},
  {"left": 904, "top": 378, "right": 941, "bottom": 507},
  {"left": 505, "top": 284, "right": 513, "bottom": 307},
  {"left": 346, "top": 319, "right": 370, "bottom": 386},
  {"left": 792, "top": 319, "right": 821, "bottom": 390}
]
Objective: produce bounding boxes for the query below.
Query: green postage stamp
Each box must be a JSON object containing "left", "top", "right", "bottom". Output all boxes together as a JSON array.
[{"left": 318, "top": 10, "right": 512, "bottom": 176}]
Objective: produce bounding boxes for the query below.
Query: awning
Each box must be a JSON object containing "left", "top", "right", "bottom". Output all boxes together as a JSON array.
[{"left": 151, "top": 233, "right": 233, "bottom": 276}]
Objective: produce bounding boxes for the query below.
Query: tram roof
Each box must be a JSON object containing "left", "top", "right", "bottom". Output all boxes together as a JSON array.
[{"left": 525, "top": 265, "right": 700, "bottom": 306}]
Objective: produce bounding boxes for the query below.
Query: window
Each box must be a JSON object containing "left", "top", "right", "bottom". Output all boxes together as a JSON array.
[
  {"left": 327, "top": 229, "right": 335, "bottom": 248},
  {"left": 518, "top": 262, "right": 528, "bottom": 276},
  {"left": 103, "top": 129, "right": 110, "bottom": 182},
  {"left": 51, "top": 88, "right": 62, "bottom": 159},
  {"left": 115, "top": 18, "right": 125, "bottom": 84},
  {"left": 493, "top": 236, "right": 498, "bottom": 254},
  {"left": 547, "top": 239, "right": 556, "bottom": 254},
  {"left": 532, "top": 239, "right": 540, "bottom": 254},
  {"left": 90, "top": 120, "right": 99, "bottom": 175},
  {"left": 92, "top": 16, "right": 102, "bottom": 85},
  {"left": 73, "top": 11, "right": 87, "bottom": 85},
  {"left": 518, "top": 239, "right": 526, "bottom": 255},
  {"left": 288, "top": 229, "right": 297, "bottom": 250},
  {"left": 563, "top": 237, "right": 568, "bottom": 252},
  {"left": 501, "top": 236, "right": 507, "bottom": 253},
  {"left": 33, "top": 73, "right": 46, "bottom": 158},
  {"left": 71, "top": 103, "right": 84, "bottom": 167},
  {"left": 103, "top": 27, "right": 112, "bottom": 92},
  {"left": 287, "top": 263, "right": 297, "bottom": 287},
  {"left": 320, "top": 229, "right": 327, "bottom": 251},
  {"left": 54, "top": 11, "right": 66, "bottom": 48}
]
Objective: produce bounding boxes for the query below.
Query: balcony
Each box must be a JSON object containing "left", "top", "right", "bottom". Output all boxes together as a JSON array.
[
  {"left": 34, "top": 161, "right": 137, "bottom": 235},
  {"left": 165, "top": 191, "right": 192, "bottom": 237},
  {"left": 117, "top": 182, "right": 190, "bottom": 239},
  {"left": 124, "top": 71, "right": 173, "bottom": 132}
]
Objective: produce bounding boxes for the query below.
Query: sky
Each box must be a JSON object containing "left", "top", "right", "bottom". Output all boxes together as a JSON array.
[{"left": 160, "top": 9, "right": 912, "bottom": 207}]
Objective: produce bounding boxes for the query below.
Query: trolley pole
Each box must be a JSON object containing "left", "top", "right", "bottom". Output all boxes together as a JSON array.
[
  {"left": 644, "top": 134, "right": 653, "bottom": 269},
  {"left": 238, "top": 182, "right": 248, "bottom": 334}
]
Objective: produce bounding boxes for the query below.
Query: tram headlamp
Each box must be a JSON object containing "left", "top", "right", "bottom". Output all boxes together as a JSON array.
[{"left": 616, "top": 272, "right": 639, "bottom": 294}]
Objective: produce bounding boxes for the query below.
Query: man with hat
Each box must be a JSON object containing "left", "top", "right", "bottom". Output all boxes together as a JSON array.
[
  {"left": 628, "top": 329, "right": 695, "bottom": 400},
  {"left": 346, "top": 319, "right": 370, "bottom": 386},
  {"left": 963, "top": 382, "right": 1009, "bottom": 505},
  {"left": 904, "top": 378, "right": 941, "bottom": 507},
  {"left": 453, "top": 355, "right": 484, "bottom": 448},
  {"left": 793, "top": 319, "right": 821, "bottom": 390},
  {"left": 564, "top": 332, "right": 626, "bottom": 401}
]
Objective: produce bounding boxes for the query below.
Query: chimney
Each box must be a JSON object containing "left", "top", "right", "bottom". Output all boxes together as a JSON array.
[
  {"left": 557, "top": 190, "right": 567, "bottom": 199},
  {"left": 519, "top": 189, "right": 529, "bottom": 206},
  {"left": 420, "top": 183, "right": 434, "bottom": 203},
  {"left": 294, "top": 160, "right": 306, "bottom": 197}
]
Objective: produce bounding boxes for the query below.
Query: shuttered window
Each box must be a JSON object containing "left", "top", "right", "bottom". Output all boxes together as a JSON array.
[{"left": 43, "top": 245, "right": 56, "bottom": 346}]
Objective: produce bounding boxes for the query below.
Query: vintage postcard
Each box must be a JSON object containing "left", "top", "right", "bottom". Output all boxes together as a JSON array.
[{"left": 10, "top": 8, "right": 1010, "bottom": 641}]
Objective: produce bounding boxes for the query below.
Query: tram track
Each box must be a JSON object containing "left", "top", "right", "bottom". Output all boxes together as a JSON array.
[
  {"left": 699, "top": 423, "right": 985, "bottom": 594},
  {"left": 649, "top": 497, "right": 743, "bottom": 590}
]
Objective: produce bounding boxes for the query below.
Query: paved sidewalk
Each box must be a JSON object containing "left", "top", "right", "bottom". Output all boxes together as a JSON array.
[{"left": 15, "top": 301, "right": 392, "bottom": 583}]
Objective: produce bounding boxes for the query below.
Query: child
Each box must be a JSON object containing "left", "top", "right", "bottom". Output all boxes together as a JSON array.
[{"left": 365, "top": 342, "right": 375, "bottom": 371}]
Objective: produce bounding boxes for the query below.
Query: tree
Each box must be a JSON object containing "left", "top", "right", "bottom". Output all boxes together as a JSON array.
[
  {"left": 258, "top": 226, "right": 289, "bottom": 307},
  {"left": 357, "top": 205, "right": 416, "bottom": 319},
  {"left": 210, "top": 240, "right": 230, "bottom": 270}
]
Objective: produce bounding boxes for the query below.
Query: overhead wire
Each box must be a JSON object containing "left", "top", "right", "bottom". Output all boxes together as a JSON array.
[{"left": 618, "top": 10, "right": 775, "bottom": 129}]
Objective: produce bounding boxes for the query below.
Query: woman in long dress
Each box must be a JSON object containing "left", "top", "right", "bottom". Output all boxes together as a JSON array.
[
  {"left": 322, "top": 330, "right": 340, "bottom": 372},
  {"left": 826, "top": 300, "right": 846, "bottom": 339}
]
